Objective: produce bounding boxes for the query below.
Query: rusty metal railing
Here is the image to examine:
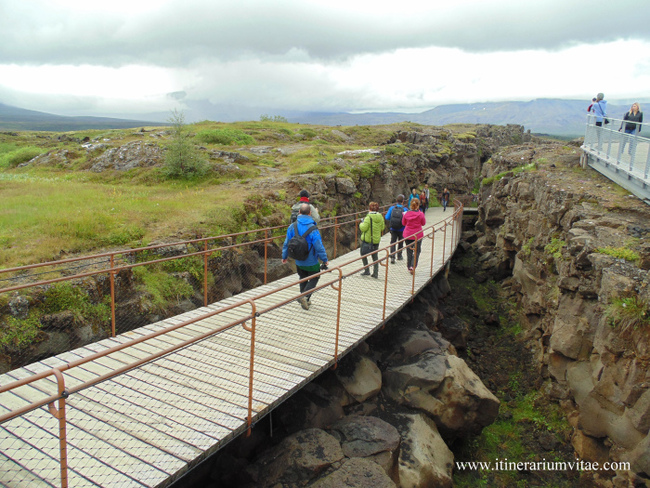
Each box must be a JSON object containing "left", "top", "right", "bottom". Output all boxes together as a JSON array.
[
  {"left": 0, "top": 201, "right": 464, "bottom": 488},
  {"left": 0, "top": 205, "right": 391, "bottom": 339}
]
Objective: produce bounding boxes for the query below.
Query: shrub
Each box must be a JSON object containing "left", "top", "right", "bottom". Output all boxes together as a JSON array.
[
  {"left": 299, "top": 129, "right": 317, "bottom": 138},
  {"left": 0, "top": 147, "right": 43, "bottom": 168},
  {"left": 196, "top": 128, "right": 255, "bottom": 145}
]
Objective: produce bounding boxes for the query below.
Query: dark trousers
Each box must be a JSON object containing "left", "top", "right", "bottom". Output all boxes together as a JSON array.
[
  {"left": 390, "top": 230, "right": 404, "bottom": 259},
  {"left": 297, "top": 267, "right": 320, "bottom": 300},
  {"left": 405, "top": 238, "right": 422, "bottom": 269},
  {"left": 362, "top": 243, "right": 380, "bottom": 276}
]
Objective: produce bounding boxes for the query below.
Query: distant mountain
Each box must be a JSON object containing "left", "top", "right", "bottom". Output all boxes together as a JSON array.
[
  {"left": 3, "top": 98, "right": 646, "bottom": 137},
  {"left": 0, "top": 103, "right": 165, "bottom": 131},
  {"left": 288, "top": 99, "right": 647, "bottom": 138}
]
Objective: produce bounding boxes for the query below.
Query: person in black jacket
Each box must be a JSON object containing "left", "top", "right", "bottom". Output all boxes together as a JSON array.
[{"left": 619, "top": 102, "right": 643, "bottom": 156}]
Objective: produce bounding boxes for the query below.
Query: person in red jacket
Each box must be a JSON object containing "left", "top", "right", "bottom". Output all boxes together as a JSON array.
[{"left": 402, "top": 198, "right": 426, "bottom": 274}]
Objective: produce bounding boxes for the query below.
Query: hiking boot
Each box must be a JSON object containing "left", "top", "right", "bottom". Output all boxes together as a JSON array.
[
  {"left": 361, "top": 270, "right": 371, "bottom": 276},
  {"left": 371, "top": 272, "right": 379, "bottom": 279},
  {"left": 298, "top": 297, "right": 310, "bottom": 310}
]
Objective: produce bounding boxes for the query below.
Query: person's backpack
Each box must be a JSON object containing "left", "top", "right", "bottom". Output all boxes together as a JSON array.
[
  {"left": 389, "top": 205, "right": 403, "bottom": 229},
  {"left": 290, "top": 204, "right": 300, "bottom": 223},
  {"left": 287, "top": 222, "right": 317, "bottom": 260}
]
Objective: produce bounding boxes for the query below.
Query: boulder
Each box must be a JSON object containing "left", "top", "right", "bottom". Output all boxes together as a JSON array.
[
  {"left": 396, "top": 413, "right": 454, "bottom": 488},
  {"left": 246, "top": 428, "right": 344, "bottom": 487},
  {"left": 277, "top": 383, "right": 344, "bottom": 434},
  {"left": 335, "top": 354, "right": 382, "bottom": 403},
  {"left": 571, "top": 429, "right": 610, "bottom": 465},
  {"left": 328, "top": 416, "right": 400, "bottom": 476},
  {"left": 384, "top": 352, "right": 499, "bottom": 436},
  {"left": 626, "top": 388, "right": 650, "bottom": 432},
  {"left": 310, "top": 458, "right": 396, "bottom": 488}
]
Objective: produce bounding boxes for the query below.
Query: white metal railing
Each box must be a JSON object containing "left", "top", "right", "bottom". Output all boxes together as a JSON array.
[{"left": 583, "top": 114, "right": 650, "bottom": 179}]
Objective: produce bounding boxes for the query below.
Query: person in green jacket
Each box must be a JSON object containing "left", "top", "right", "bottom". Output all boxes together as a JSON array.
[{"left": 359, "top": 201, "right": 385, "bottom": 278}]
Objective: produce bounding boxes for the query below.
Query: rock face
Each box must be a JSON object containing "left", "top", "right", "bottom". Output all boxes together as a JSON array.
[
  {"left": 90, "top": 141, "right": 163, "bottom": 171},
  {"left": 473, "top": 142, "right": 650, "bottom": 484}
]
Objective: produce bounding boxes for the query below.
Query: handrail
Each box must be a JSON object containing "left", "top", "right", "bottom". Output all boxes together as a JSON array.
[
  {"left": 0, "top": 200, "right": 464, "bottom": 488},
  {"left": 0, "top": 204, "right": 392, "bottom": 276}
]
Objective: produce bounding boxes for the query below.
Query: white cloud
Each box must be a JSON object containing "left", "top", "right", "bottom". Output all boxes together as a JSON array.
[{"left": 0, "top": 0, "right": 649, "bottom": 118}]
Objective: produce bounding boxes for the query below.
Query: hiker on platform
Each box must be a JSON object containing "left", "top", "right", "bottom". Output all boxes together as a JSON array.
[
  {"left": 359, "top": 201, "right": 385, "bottom": 279},
  {"left": 385, "top": 194, "right": 406, "bottom": 264},
  {"left": 403, "top": 198, "right": 426, "bottom": 275},
  {"left": 290, "top": 189, "right": 320, "bottom": 224},
  {"left": 441, "top": 187, "right": 450, "bottom": 212},
  {"left": 619, "top": 102, "right": 643, "bottom": 156},
  {"left": 282, "top": 204, "right": 328, "bottom": 310}
]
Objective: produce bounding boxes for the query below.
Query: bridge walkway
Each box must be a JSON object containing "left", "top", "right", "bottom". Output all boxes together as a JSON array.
[{"left": 0, "top": 206, "right": 461, "bottom": 488}]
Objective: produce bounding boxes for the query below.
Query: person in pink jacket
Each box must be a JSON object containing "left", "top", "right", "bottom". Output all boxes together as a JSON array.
[{"left": 402, "top": 198, "right": 426, "bottom": 274}]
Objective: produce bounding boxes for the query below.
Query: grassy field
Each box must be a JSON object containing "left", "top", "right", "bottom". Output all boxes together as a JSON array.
[{"left": 0, "top": 120, "right": 442, "bottom": 267}]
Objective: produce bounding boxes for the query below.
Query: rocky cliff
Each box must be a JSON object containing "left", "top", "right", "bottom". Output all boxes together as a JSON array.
[{"left": 471, "top": 142, "right": 650, "bottom": 487}]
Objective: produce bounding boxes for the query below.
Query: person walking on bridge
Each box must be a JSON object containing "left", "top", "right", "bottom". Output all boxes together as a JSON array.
[
  {"left": 402, "top": 198, "right": 426, "bottom": 274},
  {"left": 282, "top": 204, "right": 328, "bottom": 310},
  {"left": 441, "top": 187, "right": 450, "bottom": 212},
  {"left": 385, "top": 194, "right": 406, "bottom": 264},
  {"left": 290, "top": 189, "right": 320, "bottom": 225},
  {"left": 359, "top": 201, "right": 385, "bottom": 278}
]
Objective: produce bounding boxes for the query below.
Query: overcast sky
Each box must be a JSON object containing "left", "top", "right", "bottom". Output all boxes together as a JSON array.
[{"left": 0, "top": 0, "right": 649, "bottom": 120}]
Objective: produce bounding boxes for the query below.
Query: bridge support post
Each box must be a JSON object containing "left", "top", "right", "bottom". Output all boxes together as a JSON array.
[{"left": 109, "top": 255, "right": 116, "bottom": 338}]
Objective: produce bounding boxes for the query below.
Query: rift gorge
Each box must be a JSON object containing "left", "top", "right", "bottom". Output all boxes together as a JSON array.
[{"left": 0, "top": 121, "right": 649, "bottom": 488}]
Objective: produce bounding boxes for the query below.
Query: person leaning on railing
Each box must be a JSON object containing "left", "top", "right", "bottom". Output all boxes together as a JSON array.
[{"left": 618, "top": 102, "right": 643, "bottom": 155}]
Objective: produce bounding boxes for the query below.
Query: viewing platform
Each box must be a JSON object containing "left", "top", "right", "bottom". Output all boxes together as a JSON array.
[{"left": 581, "top": 114, "right": 650, "bottom": 204}]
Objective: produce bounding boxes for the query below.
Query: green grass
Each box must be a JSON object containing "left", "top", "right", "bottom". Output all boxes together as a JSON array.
[
  {"left": 606, "top": 296, "right": 649, "bottom": 330},
  {"left": 482, "top": 162, "right": 536, "bottom": 186},
  {"left": 0, "top": 175, "right": 243, "bottom": 266}
]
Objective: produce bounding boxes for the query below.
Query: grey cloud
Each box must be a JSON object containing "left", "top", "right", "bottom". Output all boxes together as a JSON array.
[{"left": 1, "top": 0, "right": 648, "bottom": 67}]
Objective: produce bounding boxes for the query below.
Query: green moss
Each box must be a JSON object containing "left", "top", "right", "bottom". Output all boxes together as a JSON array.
[
  {"left": 544, "top": 238, "right": 566, "bottom": 260},
  {"left": 597, "top": 246, "right": 639, "bottom": 262},
  {"left": 0, "top": 312, "right": 42, "bottom": 348},
  {"left": 133, "top": 267, "right": 195, "bottom": 314}
]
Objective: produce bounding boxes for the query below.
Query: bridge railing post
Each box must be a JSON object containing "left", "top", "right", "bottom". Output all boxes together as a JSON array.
[
  {"left": 204, "top": 241, "right": 209, "bottom": 306},
  {"left": 109, "top": 255, "right": 116, "bottom": 338},
  {"left": 48, "top": 368, "right": 69, "bottom": 488},
  {"left": 381, "top": 249, "right": 390, "bottom": 321}
]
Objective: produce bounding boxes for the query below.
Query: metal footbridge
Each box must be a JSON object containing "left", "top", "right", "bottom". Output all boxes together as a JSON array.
[{"left": 0, "top": 204, "right": 463, "bottom": 488}]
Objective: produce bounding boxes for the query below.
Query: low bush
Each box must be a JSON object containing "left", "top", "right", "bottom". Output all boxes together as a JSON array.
[{"left": 196, "top": 129, "right": 255, "bottom": 145}]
